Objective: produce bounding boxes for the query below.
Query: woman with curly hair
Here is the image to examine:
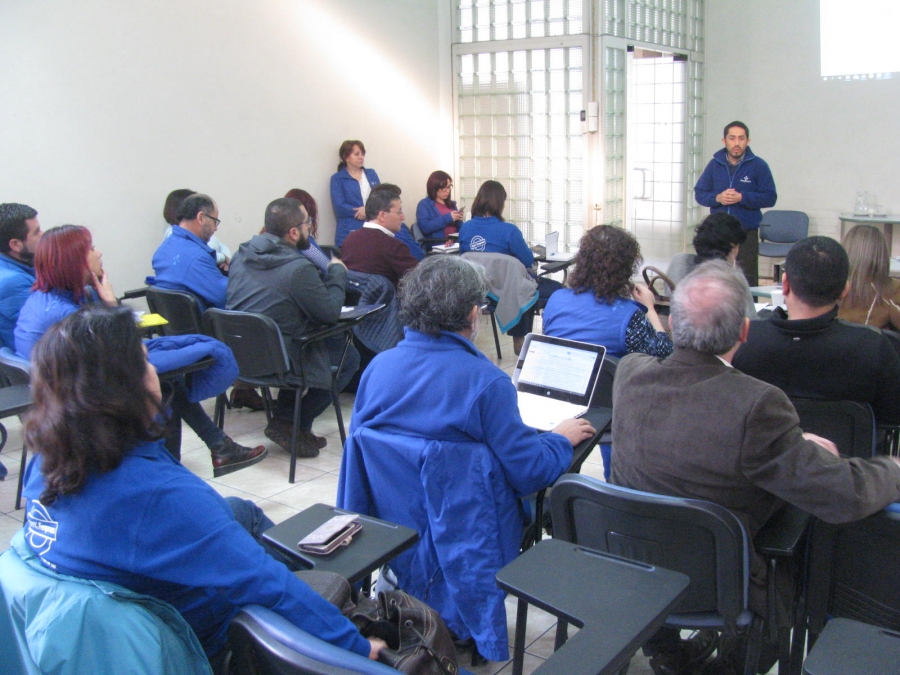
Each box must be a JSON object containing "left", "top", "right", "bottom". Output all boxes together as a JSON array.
[
  {"left": 839, "top": 224, "right": 900, "bottom": 331},
  {"left": 666, "top": 211, "right": 757, "bottom": 318},
  {"left": 542, "top": 225, "right": 672, "bottom": 358}
]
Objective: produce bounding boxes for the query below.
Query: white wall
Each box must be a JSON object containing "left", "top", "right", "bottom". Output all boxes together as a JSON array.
[
  {"left": 0, "top": 0, "right": 452, "bottom": 291},
  {"left": 704, "top": 0, "right": 900, "bottom": 243}
]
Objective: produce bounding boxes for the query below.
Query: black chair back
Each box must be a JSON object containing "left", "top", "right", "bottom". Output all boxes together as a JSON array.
[
  {"left": 790, "top": 398, "right": 875, "bottom": 458},
  {"left": 0, "top": 347, "right": 30, "bottom": 387},
  {"left": 551, "top": 474, "right": 749, "bottom": 623},
  {"left": 203, "top": 309, "right": 291, "bottom": 381},
  {"left": 806, "top": 510, "right": 900, "bottom": 646},
  {"left": 592, "top": 355, "right": 618, "bottom": 409},
  {"left": 146, "top": 287, "right": 203, "bottom": 336}
]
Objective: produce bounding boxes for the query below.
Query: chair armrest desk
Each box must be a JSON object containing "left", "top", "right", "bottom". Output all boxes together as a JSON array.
[
  {"left": 262, "top": 503, "right": 418, "bottom": 591},
  {"left": 496, "top": 539, "right": 689, "bottom": 675}
]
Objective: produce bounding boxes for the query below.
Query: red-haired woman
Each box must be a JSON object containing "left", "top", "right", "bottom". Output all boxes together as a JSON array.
[
  {"left": 284, "top": 188, "right": 332, "bottom": 274},
  {"left": 15, "top": 225, "right": 266, "bottom": 476},
  {"left": 415, "top": 170, "right": 464, "bottom": 239},
  {"left": 15, "top": 225, "right": 116, "bottom": 358}
]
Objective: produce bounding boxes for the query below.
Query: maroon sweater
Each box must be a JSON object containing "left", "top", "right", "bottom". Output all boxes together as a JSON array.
[{"left": 341, "top": 226, "right": 418, "bottom": 287}]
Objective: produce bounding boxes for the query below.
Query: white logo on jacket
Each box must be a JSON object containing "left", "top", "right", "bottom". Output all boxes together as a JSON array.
[
  {"left": 26, "top": 501, "right": 58, "bottom": 557},
  {"left": 470, "top": 235, "right": 487, "bottom": 251}
]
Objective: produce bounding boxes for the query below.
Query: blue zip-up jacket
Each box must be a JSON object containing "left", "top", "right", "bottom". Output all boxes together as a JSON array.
[
  {"left": 330, "top": 167, "right": 380, "bottom": 246},
  {"left": 694, "top": 147, "right": 777, "bottom": 231},
  {"left": 338, "top": 329, "right": 571, "bottom": 661},
  {"left": 0, "top": 253, "right": 36, "bottom": 350},
  {"left": 396, "top": 225, "right": 425, "bottom": 261},
  {"left": 15, "top": 288, "right": 98, "bottom": 360},
  {"left": 458, "top": 215, "right": 534, "bottom": 269},
  {"left": 147, "top": 226, "right": 227, "bottom": 311},
  {"left": 22, "top": 440, "right": 372, "bottom": 659},
  {"left": 415, "top": 197, "right": 458, "bottom": 238}
]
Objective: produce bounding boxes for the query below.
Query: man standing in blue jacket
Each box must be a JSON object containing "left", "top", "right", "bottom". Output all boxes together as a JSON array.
[{"left": 694, "top": 121, "right": 777, "bottom": 286}]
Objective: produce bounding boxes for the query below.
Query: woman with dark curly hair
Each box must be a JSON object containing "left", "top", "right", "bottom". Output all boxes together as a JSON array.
[
  {"left": 542, "top": 225, "right": 672, "bottom": 358},
  {"left": 666, "top": 212, "right": 758, "bottom": 318}
]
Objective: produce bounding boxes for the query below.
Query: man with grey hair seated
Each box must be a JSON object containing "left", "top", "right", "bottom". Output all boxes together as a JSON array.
[
  {"left": 337, "top": 255, "right": 595, "bottom": 663},
  {"left": 610, "top": 259, "right": 900, "bottom": 675}
]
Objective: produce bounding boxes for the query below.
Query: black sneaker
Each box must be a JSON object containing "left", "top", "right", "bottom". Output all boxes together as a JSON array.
[
  {"left": 211, "top": 437, "right": 268, "bottom": 477},
  {"left": 649, "top": 630, "right": 718, "bottom": 675}
]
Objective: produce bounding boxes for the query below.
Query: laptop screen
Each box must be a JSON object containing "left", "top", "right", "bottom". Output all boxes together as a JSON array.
[
  {"left": 513, "top": 334, "right": 606, "bottom": 405},
  {"left": 545, "top": 231, "right": 559, "bottom": 255}
]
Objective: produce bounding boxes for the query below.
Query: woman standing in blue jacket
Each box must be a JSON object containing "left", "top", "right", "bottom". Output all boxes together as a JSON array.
[
  {"left": 415, "top": 170, "right": 464, "bottom": 240},
  {"left": 330, "top": 140, "right": 380, "bottom": 247}
]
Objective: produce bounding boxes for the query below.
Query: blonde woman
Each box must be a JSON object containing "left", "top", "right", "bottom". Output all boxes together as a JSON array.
[{"left": 839, "top": 224, "right": 900, "bottom": 331}]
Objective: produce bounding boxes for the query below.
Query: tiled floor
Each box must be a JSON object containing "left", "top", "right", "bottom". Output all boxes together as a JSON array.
[{"left": 0, "top": 315, "right": 777, "bottom": 674}]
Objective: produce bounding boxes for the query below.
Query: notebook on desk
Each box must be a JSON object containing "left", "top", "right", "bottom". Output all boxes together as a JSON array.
[
  {"left": 512, "top": 334, "right": 606, "bottom": 431},
  {"left": 545, "top": 231, "right": 576, "bottom": 261}
]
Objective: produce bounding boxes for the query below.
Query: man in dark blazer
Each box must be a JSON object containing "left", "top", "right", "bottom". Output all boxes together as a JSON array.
[{"left": 611, "top": 260, "right": 900, "bottom": 675}]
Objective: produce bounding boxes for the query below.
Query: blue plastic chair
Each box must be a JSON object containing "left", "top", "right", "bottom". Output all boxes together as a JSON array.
[{"left": 228, "top": 604, "right": 401, "bottom": 675}]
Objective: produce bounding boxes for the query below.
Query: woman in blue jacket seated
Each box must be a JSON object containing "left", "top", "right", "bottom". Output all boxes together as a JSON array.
[
  {"left": 20, "top": 304, "right": 385, "bottom": 673},
  {"left": 330, "top": 140, "right": 380, "bottom": 247},
  {"left": 14, "top": 225, "right": 265, "bottom": 477},
  {"left": 458, "top": 180, "right": 563, "bottom": 352},
  {"left": 415, "top": 170, "right": 464, "bottom": 241},
  {"left": 542, "top": 224, "right": 672, "bottom": 359}
]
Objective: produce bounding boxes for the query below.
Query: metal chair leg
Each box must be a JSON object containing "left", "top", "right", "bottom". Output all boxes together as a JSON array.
[
  {"left": 289, "top": 388, "right": 304, "bottom": 484},
  {"left": 16, "top": 443, "right": 28, "bottom": 510},
  {"left": 490, "top": 311, "right": 502, "bottom": 359}
]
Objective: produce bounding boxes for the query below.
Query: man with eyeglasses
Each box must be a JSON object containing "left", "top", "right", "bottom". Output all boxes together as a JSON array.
[
  {"left": 340, "top": 190, "right": 419, "bottom": 288},
  {"left": 147, "top": 193, "right": 227, "bottom": 311}
]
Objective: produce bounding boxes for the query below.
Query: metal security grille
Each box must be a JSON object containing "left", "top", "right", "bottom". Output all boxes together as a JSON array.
[
  {"left": 456, "top": 46, "right": 585, "bottom": 248},
  {"left": 457, "top": 0, "right": 584, "bottom": 44}
]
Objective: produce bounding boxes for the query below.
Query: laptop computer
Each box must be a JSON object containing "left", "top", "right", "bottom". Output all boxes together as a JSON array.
[
  {"left": 545, "top": 231, "right": 576, "bottom": 261},
  {"left": 512, "top": 334, "right": 606, "bottom": 431}
]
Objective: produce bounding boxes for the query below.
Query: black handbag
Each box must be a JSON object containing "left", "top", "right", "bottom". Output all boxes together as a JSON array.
[{"left": 352, "top": 590, "right": 459, "bottom": 675}]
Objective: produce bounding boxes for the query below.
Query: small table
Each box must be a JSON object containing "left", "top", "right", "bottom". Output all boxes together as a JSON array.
[
  {"left": 569, "top": 407, "right": 613, "bottom": 473},
  {"left": 496, "top": 539, "right": 690, "bottom": 675},
  {"left": 262, "top": 503, "right": 418, "bottom": 589},
  {"left": 803, "top": 617, "right": 900, "bottom": 675},
  {"left": 748, "top": 284, "right": 781, "bottom": 299}
]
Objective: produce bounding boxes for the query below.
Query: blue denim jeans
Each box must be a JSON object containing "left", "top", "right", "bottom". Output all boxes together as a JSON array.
[{"left": 171, "top": 381, "right": 226, "bottom": 448}]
